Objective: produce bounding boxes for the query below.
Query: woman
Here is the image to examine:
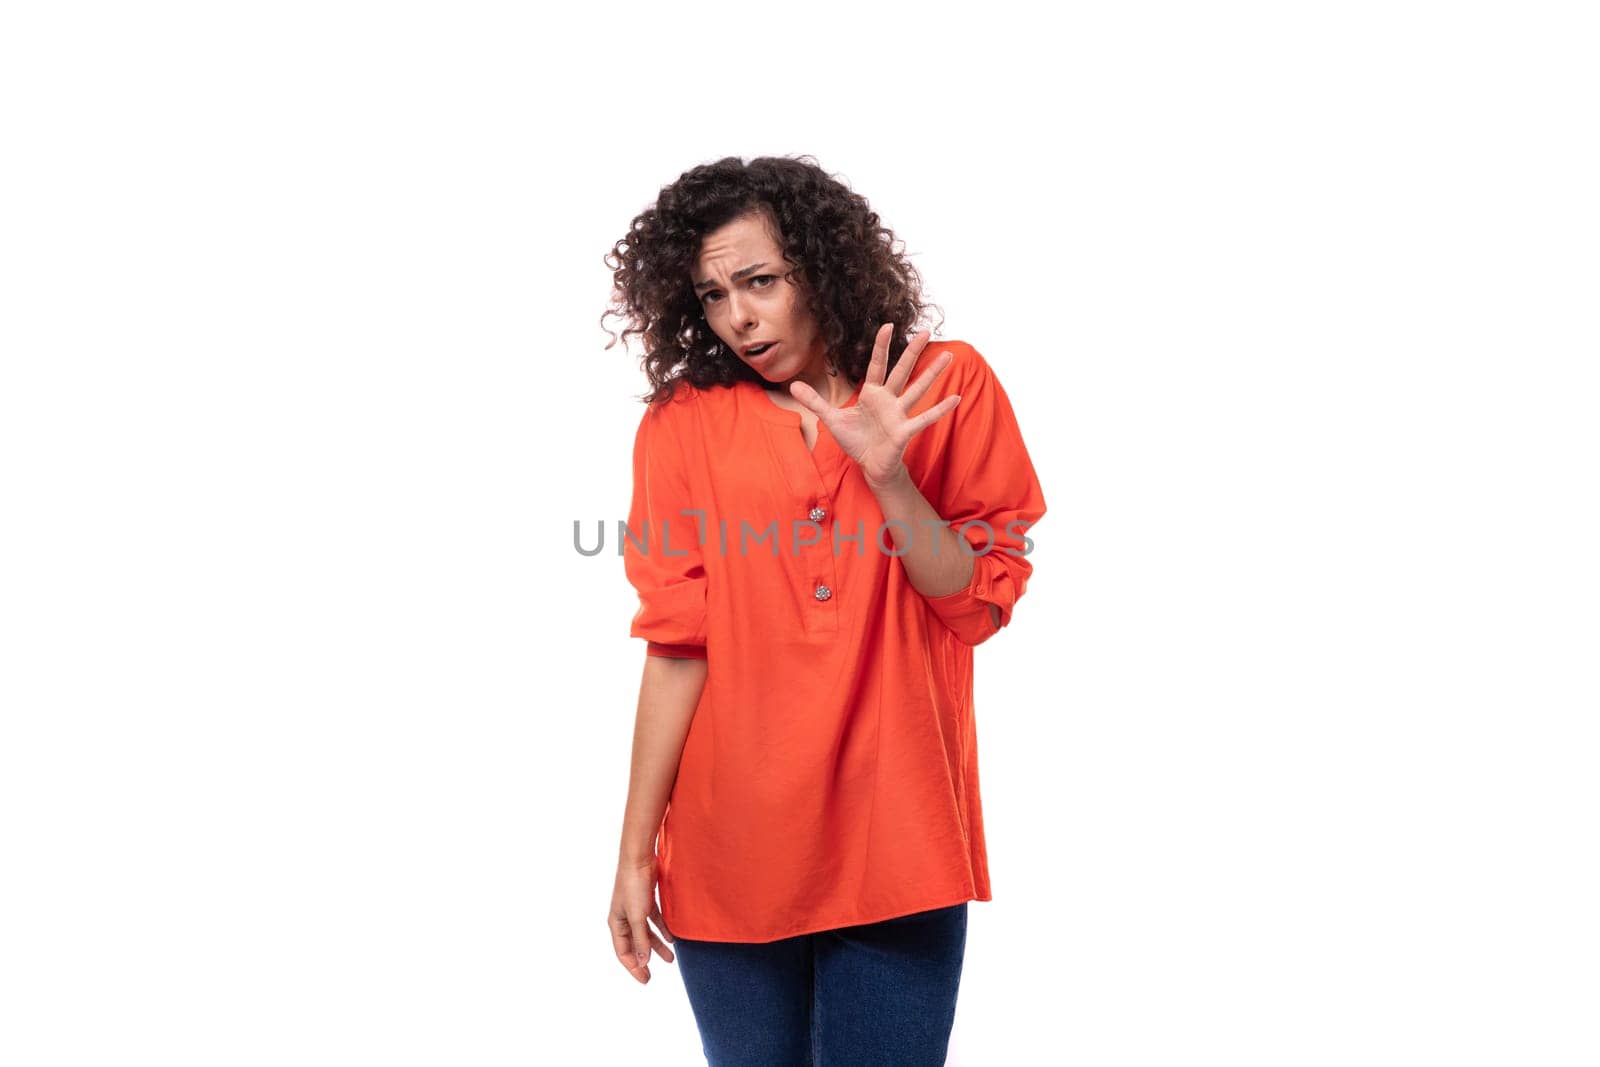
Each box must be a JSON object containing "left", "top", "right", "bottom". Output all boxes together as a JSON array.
[{"left": 603, "top": 155, "right": 1047, "bottom": 1064}]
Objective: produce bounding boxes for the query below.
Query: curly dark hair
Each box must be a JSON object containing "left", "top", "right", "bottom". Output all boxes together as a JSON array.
[{"left": 600, "top": 155, "right": 944, "bottom": 405}]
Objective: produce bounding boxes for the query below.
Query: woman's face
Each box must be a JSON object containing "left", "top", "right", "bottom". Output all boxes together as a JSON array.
[{"left": 690, "top": 211, "right": 825, "bottom": 382}]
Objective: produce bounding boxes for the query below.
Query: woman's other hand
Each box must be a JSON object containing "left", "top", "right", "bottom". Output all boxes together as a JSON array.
[
  {"left": 609, "top": 856, "right": 675, "bottom": 983},
  {"left": 789, "top": 323, "right": 959, "bottom": 488}
]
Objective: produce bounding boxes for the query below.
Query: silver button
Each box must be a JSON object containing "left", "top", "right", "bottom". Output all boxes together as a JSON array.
[
  {"left": 814, "top": 584, "right": 832, "bottom": 601},
  {"left": 809, "top": 506, "right": 827, "bottom": 523}
]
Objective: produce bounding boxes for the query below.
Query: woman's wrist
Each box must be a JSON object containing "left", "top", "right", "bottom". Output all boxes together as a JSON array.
[{"left": 618, "top": 839, "right": 658, "bottom": 868}]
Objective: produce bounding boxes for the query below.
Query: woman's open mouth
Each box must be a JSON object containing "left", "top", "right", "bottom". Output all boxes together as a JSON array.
[{"left": 745, "top": 341, "right": 778, "bottom": 360}]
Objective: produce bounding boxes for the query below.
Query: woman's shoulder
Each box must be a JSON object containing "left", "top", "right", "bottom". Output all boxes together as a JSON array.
[
  {"left": 634, "top": 376, "right": 737, "bottom": 441},
  {"left": 920, "top": 338, "right": 998, "bottom": 392}
]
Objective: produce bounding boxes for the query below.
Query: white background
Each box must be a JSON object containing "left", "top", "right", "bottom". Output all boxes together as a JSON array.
[{"left": 3, "top": 2, "right": 1596, "bottom": 1064}]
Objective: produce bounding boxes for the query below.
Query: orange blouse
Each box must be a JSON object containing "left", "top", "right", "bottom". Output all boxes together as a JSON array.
[{"left": 622, "top": 339, "right": 1047, "bottom": 943}]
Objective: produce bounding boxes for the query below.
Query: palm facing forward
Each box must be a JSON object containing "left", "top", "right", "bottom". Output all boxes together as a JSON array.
[{"left": 789, "top": 324, "right": 960, "bottom": 488}]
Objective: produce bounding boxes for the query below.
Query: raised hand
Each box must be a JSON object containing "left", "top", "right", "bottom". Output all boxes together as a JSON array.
[{"left": 789, "top": 323, "right": 959, "bottom": 488}]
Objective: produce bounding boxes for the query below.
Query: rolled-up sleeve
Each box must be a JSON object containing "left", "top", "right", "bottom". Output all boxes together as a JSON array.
[
  {"left": 623, "top": 401, "right": 709, "bottom": 659},
  {"left": 921, "top": 347, "right": 1048, "bottom": 647}
]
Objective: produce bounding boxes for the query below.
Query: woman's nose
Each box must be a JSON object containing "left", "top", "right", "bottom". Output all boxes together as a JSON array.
[{"left": 726, "top": 292, "right": 757, "bottom": 331}]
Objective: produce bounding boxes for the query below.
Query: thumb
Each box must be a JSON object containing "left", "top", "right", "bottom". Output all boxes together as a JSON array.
[{"left": 630, "top": 912, "right": 650, "bottom": 964}]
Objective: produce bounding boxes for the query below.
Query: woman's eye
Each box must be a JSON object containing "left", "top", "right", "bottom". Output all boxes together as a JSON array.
[{"left": 702, "top": 276, "right": 774, "bottom": 304}]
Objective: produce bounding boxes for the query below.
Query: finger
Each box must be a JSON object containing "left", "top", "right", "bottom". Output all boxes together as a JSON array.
[
  {"left": 628, "top": 910, "right": 652, "bottom": 967},
  {"left": 647, "top": 925, "right": 676, "bottom": 964},
  {"left": 650, "top": 900, "right": 675, "bottom": 943},
  {"left": 787, "top": 378, "right": 832, "bottom": 418},
  {"left": 885, "top": 329, "right": 933, "bottom": 395},
  {"left": 902, "top": 394, "right": 960, "bottom": 437},
  {"left": 866, "top": 322, "right": 893, "bottom": 388},
  {"left": 897, "top": 348, "right": 953, "bottom": 411}
]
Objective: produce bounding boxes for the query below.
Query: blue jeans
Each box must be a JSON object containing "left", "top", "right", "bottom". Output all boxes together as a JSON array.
[{"left": 673, "top": 902, "right": 968, "bottom": 1066}]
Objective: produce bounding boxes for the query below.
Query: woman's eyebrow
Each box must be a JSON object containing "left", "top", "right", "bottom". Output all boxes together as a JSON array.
[{"left": 693, "top": 262, "right": 768, "bottom": 293}]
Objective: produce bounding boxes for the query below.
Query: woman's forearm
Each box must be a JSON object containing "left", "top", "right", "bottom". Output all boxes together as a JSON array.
[
  {"left": 617, "top": 654, "right": 708, "bottom": 866},
  {"left": 865, "top": 464, "right": 974, "bottom": 594},
  {"left": 867, "top": 464, "right": 1000, "bottom": 628}
]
